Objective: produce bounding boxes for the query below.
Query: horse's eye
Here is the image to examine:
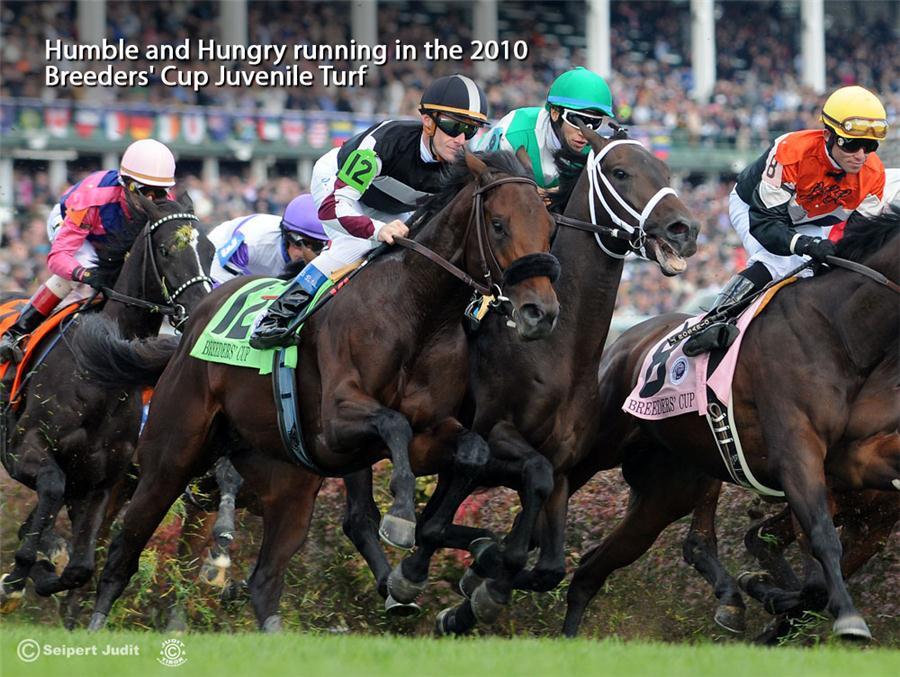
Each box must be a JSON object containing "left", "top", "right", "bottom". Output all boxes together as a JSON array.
[
  {"left": 158, "top": 244, "right": 169, "bottom": 257},
  {"left": 612, "top": 169, "right": 628, "bottom": 180},
  {"left": 491, "top": 218, "right": 505, "bottom": 235}
]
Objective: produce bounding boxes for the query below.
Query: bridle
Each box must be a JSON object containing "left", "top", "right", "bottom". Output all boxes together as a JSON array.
[
  {"left": 395, "top": 175, "right": 560, "bottom": 321},
  {"left": 553, "top": 139, "right": 678, "bottom": 259},
  {"left": 100, "top": 212, "right": 213, "bottom": 329}
]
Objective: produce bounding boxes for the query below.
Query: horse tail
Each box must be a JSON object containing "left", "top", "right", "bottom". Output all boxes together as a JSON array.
[{"left": 73, "top": 314, "right": 179, "bottom": 387}]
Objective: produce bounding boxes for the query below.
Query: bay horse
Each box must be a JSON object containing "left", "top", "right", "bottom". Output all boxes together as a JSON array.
[
  {"left": 82, "top": 150, "right": 561, "bottom": 631},
  {"left": 562, "top": 210, "right": 899, "bottom": 641},
  {"left": 0, "top": 191, "right": 213, "bottom": 613},
  {"left": 340, "top": 126, "right": 700, "bottom": 633}
]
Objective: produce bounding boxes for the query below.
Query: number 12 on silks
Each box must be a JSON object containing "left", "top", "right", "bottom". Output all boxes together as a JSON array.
[{"left": 337, "top": 149, "right": 379, "bottom": 192}]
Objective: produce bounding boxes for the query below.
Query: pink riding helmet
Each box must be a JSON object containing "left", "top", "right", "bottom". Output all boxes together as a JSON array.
[{"left": 119, "top": 138, "right": 176, "bottom": 187}]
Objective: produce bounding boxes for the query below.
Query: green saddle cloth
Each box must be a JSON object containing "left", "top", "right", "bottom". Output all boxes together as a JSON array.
[{"left": 190, "top": 278, "right": 332, "bottom": 374}]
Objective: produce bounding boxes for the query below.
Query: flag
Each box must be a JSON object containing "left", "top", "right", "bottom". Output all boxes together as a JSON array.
[
  {"left": 207, "top": 112, "right": 230, "bottom": 141},
  {"left": 105, "top": 111, "right": 126, "bottom": 140},
  {"left": 18, "top": 106, "right": 42, "bottom": 132},
  {"left": 44, "top": 106, "right": 71, "bottom": 137},
  {"left": 307, "top": 120, "right": 329, "bottom": 149},
  {"left": 233, "top": 115, "right": 257, "bottom": 141},
  {"left": 182, "top": 112, "right": 206, "bottom": 144},
  {"left": 329, "top": 119, "right": 353, "bottom": 147},
  {"left": 74, "top": 108, "right": 101, "bottom": 138},
  {"left": 257, "top": 115, "right": 281, "bottom": 142},
  {"left": 282, "top": 115, "right": 305, "bottom": 146},
  {"left": 156, "top": 113, "right": 181, "bottom": 143},
  {"left": 129, "top": 112, "right": 155, "bottom": 140}
]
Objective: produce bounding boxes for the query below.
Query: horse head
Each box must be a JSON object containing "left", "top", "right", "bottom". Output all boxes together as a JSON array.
[
  {"left": 106, "top": 189, "right": 215, "bottom": 331},
  {"left": 461, "top": 150, "right": 560, "bottom": 340},
  {"left": 574, "top": 123, "right": 699, "bottom": 276}
]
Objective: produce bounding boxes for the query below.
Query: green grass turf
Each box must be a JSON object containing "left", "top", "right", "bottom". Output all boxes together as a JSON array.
[{"left": 1, "top": 623, "right": 898, "bottom": 677}]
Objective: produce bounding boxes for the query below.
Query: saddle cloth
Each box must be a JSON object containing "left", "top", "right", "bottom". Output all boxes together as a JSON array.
[{"left": 623, "top": 278, "right": 797, "bottom": 421}]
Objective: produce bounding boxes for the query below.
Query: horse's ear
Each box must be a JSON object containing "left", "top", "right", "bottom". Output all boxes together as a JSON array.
[
  {"left": 177, "top": 190, "right": 194, "bottom": 214},
  {"left": 515, "top": 146, "right": 532, "bottom": 173},
  {"left": 465, "top": 149, "right": 488, "bottom": 179},
  {"left": 575, "top": 119, "right": 608, "bottom": 153}
]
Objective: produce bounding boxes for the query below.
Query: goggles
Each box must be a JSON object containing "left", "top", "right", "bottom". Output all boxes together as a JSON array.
[
  {"left": 122, "top": 177, "right": 169, "bottom": 199},
  {"left": 283, "top": 229, "right": 326, "bottom": 254},
  {"left": 560, "top": 108, "right": 607, "bottom": 132},
  {"left": 836, "top": 136, "right": 879, "bottom": 154},
  {"left": 824, "top": 113, "right": 888, "bottom": 140},
  {"left": 434, "top": 115, "right": 481, "bottom": 140}
]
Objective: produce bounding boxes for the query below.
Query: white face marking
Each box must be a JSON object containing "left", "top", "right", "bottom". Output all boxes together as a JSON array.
[
  {"left": 189, "top": 228, "right": 213, "bottom": 292},
  {"left": 892, "top": 479, "right": 900, "bottom": 491}
]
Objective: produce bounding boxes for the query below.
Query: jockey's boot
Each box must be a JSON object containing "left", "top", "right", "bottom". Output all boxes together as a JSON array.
[
  {"left": 682, "top": 273, "right": 759, "bottom": 357},
  {"left": 248, "top": 280, "right": 314, "bottom": 350},
  {"left": 0, "top": 303, "right": 47, "bottom": 364}
]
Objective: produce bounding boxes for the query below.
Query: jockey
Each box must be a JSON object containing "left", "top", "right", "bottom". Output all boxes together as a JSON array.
[
  {"left": 683, "top": 85, "right": 888, "bottom": 356},
  {"left": 207, "top": 194, "right": 329, "bottom": 284},
  {"left": 0, "top": 138, "right": 177, "bottom": 364},
  {"left": 249, "top": 73, "right": 489, "bottom": 349},
  {"left": 473, "top": 67, "right": 615, "bottom": 192}
]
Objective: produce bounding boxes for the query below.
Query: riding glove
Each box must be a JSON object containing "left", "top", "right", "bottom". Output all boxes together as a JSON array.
[{"left": 792, "top": 236, "right": 836, "bottom": 264}]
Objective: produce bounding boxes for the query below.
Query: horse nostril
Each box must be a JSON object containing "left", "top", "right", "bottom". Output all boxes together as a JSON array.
[
  {"left": 667, "top": 221, "right": 690, "bottom": 237},
  {"left": 520, "top": 304, "right": 545, "bottom": 325}
]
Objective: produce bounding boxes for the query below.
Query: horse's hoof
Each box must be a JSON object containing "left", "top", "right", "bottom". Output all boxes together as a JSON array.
[
  {"left": 87, "top": 612, "right": 108, "bottom": 632},
  {"left": 736, "top": 570, "right": 768, "bottom": 592},
  {"left": 262, "top": 615, "right": 283, "bottom": 633},
  {"left": 0, "top": 574, "right": 24, "bottom": 614},
  {"left": 387, "top": 566, "right": 426, "bottom": 604},
  {"left": 165, "top": 608, "right": 188, "bottom": 634},
  {"left": 459, "top": 568, "right": 483, "bottom": 600},
  {"left": 470, "top": 581, "right": 506, "bottom": 625},
  {"left": 434, "top": 608, "right": 453, "bottom": 636},
  {"left": 379, "top": 514, "right": 416, "bottom": 550},
  {"left": 39, "top": 544, "right": 70, "bottom": 577},
  {"left": 833, "top": 614, "right": 872, "bottom": 642},
  {"left": 384, "top": 594, "right": 422, "bottom": 619},
  {"left": 714, "top": 604, "right": 746, "bottom": 634},
  {"left": 199, "top": 554, "right": 231, "bottom": 588},
  {"left": 221, "top": 579, "right": 249, "bottom": 604}
]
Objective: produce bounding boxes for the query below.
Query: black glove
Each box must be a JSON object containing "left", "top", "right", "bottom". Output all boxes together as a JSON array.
[
  {"left": 73, "top": 266, "right": 105, "bottom": 290},
  {"left": 793, "top": 236, "right": 836, "bottom": 264}
]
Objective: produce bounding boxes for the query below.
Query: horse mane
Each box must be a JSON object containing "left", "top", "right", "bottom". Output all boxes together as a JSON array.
[
  {"left": 828, "top": 207, "right": 900, "bottom": 270},
  {"left": 407, "top": 150, "right": 528, "bottom": 231},
  {"left": 549, "top": 126, "right": 631, "bottom": 213},
  {"left": 92, "top": 198, "right": 186, "bottom": 287}
]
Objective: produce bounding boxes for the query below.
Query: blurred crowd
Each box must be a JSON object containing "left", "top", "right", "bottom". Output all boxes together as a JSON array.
[
  {"left": 2, "top": 1, "right": 897, "bottom": 145},
  {"left": 1, "top": 164, "right": 741, "bottom": 317}
]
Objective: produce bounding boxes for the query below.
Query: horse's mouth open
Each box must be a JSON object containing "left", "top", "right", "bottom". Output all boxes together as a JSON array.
[{"left": 646, "top": 236, "right": 687, "bottom": 276}]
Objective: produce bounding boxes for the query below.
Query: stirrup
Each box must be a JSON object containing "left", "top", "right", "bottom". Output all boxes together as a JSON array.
[{"left": 682, "top": 323, "right": 740, "bottom": 357}]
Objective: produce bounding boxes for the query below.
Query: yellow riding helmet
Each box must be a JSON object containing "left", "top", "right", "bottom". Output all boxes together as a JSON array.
[{"left": 821, "top": 86, "right": 889, "bottom": 141}]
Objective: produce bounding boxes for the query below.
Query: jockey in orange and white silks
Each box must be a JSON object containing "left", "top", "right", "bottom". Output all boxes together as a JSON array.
[{"left": 0, "top": 139, "right": 177, "bottom": 364}]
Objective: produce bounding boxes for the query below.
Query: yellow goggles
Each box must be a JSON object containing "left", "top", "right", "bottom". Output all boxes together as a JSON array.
[{"left": 824, "top": 113, "right": 889, "bottom": 139}]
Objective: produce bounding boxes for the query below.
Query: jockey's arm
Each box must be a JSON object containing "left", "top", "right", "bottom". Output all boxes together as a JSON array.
[
  {"left": 47, "top": 207, "right": 96, "bottom": 281},
  {"left": 316, "top": 152, "right": 389, "bottom": 241}
]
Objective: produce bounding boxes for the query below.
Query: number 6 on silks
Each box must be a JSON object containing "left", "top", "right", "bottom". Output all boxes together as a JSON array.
[{"left": 337, "top": 149, "right": 379, "bottom": 193}]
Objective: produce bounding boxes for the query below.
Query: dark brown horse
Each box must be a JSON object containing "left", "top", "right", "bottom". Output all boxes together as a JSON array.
[
  {"left": 0, "top": 192, "right": 213, "bottom": 613},
  {"left": 82, "top": 150, "right": 561, "bottom": 631},
  {"left": 562, "top": 211, "right": 899, "bottom": 641},
  {"left": 341, "top": 127, "right": 700, "bottom": 633}
]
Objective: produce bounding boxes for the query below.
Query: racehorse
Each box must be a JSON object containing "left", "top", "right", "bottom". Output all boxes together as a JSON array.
[
  {"left": 0, "top": 191, "right": 213, "bottom": 613},
  {"left": 340, "top": 126, "right": 700, "bottom": 633},
  {"left": 81, "top": 150, "right": 562, "bottom": 631},
  {"left": 562, "top": 210, "right": 899, "bottom": 641}
]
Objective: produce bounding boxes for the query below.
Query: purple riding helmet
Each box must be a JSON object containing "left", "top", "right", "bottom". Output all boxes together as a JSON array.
[{"left": 280, "top": 194, "right": 329, "bottom": 247}]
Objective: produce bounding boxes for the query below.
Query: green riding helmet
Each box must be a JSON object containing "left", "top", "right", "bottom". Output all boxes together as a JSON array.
[{"left": 546, "top": 67, "right": 615, "bottom": 117}]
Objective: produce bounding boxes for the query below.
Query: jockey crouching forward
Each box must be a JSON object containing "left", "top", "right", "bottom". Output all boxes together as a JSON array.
[
  {"left": 474, "top": 67, "right": 615, "bottom": 196},
  {"left": 0, "top": 138, "right": 177, "bottom": 364},
  {"left": 683, "top": 85, "right": 888, "bottom": 356},
  {"left": 249, "top": 74, "right": 489, "bottom": 349},
  {"left": 207, "top": 194, "right": 329, "bottom": 284}
]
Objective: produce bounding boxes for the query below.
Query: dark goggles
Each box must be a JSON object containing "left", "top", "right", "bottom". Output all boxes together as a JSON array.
[
  {"left": 283, "top": 229, "right": 326, "bottom": 253},
  {"left": 434, "top": 115, "right": 481, "bottom": 140},
  {"left": 560, "top": 108, "right": 607, "bottom": 132},
  {"left": 124, "top": 178, "right": 168, "bottom": 199},
  {"left": 836, "top": 136, "right": 879, "bottom": 154}
]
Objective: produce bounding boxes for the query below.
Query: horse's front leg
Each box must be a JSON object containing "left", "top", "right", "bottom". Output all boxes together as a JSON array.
[
  {"left": 387, "top": 426, "right": 490, "bottom": 607},
  {"left": 511, "top": 476, "right": 570, "bottom": 593},
  {"left": 341, "top": 468, "right": 391, "bottom": 598},
  {"left": 199, "top": 457, "right": 244, "bottom": 587}
]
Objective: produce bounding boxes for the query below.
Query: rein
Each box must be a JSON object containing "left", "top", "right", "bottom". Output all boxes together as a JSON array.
[
  {"left": 395, "top": 175, "right": 560, "bottom": 300},
  {"left": 102, "top": 212, "right": 213, "bottom": 327},
  {"left": 826, "top": 255, "right": 900, "bottom": 295}
]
